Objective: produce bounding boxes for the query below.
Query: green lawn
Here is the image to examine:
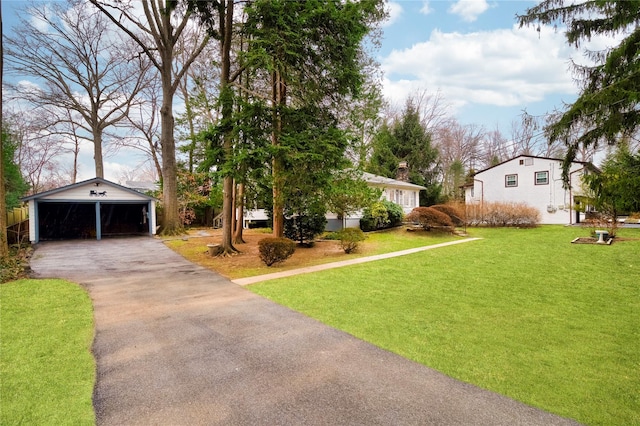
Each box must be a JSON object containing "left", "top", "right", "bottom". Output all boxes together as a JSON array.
[
  {"left": 1, "top": 279, "right": 95, "bottom": 426},
  {"left": 249, "top": 226, "right": 640, "bottom": 426}
]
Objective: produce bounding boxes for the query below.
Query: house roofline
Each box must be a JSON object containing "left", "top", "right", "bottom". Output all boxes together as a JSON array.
[
  {"left": 472, "top": 154, "right": 595, "bottom": 176},
  {"left": 22, "top": 177, "right": 158, "bottom": 201},
  {"left": 361, "top": 172, "right": 427, "bottom": 190}
]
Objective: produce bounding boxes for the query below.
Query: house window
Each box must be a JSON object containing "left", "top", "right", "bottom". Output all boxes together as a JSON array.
[
  {"left": 535, "top": 171, "right": 549, "bottom": 185},
  {"left": 505, "top": 174, "right": 518, "bottom": 187}
]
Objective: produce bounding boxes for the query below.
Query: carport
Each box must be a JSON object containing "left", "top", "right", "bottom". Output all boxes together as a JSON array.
[{"left": 23, "top": 177, "right": 157, "bottom": 243}]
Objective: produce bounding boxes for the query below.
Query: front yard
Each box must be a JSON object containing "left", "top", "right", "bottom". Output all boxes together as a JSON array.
[
  {"left": 2, "top": 226, "right": 637, "bottom": 425},
  {"left": 0, "top": 279, "right": 95, "bottom": 425},
  {"left": 249, "top": 226, "right": 640, "bottom": 426}
]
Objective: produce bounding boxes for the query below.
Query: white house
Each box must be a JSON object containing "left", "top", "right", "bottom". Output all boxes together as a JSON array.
[
  {"left": 463, "top": 155, "right": 595, "bottom": 225},
  {"left": 242, "top": 171, "right": 426, "bottom": 230}
]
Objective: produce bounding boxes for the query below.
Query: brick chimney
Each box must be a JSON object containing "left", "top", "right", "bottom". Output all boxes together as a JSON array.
[{"left": 396, "top": 161, "right": 409, "bottom": 182}]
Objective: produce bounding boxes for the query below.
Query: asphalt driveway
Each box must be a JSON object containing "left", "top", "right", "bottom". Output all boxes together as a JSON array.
[{"left": 29, "top": 237, "right": 580, "bottom": 425}]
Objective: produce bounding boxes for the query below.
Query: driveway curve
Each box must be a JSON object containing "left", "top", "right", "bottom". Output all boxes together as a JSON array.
[{"left": 30, "top": 237, "right": 579, "bottom": 425}]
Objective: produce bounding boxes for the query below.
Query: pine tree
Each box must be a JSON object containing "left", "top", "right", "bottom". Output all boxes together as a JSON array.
[{"left": 518, "top": 1, "right": 640, "bottom": 182}]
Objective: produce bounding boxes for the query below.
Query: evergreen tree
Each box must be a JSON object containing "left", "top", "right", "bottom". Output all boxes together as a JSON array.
[
  {"left": 2, "top": 127, "right": 29, "bottom": 210},
  {"left": 241, "top": 0, "right": 386, "bottom": 237},
  {"left": 518, "top": 1, "right": 640, "bottom": 183},
  {"left": 367, "top": 100, "right": 441, "bottom": 205},
  {"left": 583, "top": 144, "right": 640, "bottom": 220}
]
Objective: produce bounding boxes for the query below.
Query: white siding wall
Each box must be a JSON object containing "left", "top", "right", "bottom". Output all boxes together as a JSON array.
[
  {"left": 467, "top": 157, "right": 586, "bottom": 225},
  {"left": 378, "top": 186, "right": 419, "bottom": 214}
]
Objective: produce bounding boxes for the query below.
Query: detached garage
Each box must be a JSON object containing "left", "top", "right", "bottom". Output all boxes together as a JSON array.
[{"left": 23, "top": 178, "right": 157, "bottom": 243}]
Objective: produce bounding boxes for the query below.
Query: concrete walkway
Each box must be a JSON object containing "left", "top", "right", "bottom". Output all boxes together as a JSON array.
[
  {"left": 233, "top": 237, "right": 482, "bottom": 285},
  {"left": 29, "top": 237, "right": 580, "bottom": 426}
]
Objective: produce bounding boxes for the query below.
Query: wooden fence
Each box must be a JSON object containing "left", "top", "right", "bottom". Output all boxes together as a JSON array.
[
  {"left": 7, "top": 206, "right": 29, "bottom": 227},
  {"left": 5, "top": 206, "right": 29, "bottom": 245}
]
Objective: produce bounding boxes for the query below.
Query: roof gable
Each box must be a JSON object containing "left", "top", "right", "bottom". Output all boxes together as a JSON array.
[
  {"left": 473, "top": 154, "right": 594, "bottom": 176},
  {"left": 22, "top": 177, "right": 157, "bottom": 201}
]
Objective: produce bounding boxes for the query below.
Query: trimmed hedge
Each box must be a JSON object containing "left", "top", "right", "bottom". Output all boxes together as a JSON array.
[{"left": 258, "top": 237, "right": 296, "bottom": 266}]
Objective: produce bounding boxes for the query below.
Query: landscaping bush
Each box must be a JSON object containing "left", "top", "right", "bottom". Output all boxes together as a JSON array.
[
  {"left": 465, "top": 202, "right": 540, "bottom": 227},
  {"left": 0, "top": 247, "right": 31, "bottom": 284},
  {"left": 284, "top": 212, "right": 327, "bottom": 247},
  {"left": 383, "top": 200, "right": 404, "bottom": 227},
  {"left": 257, "top": 237, "right": 296, "bottom": 266},
  {"left": 581, "top": 214, "right": 619, "bottom": 237},
  {"left": 431, "top": 203, "right": 465, "bottom": 226},
  {"left": 336, "top": 227, "right": 366, "bottom": 254},
  {"left": 360, "top": 200, "right": 404, "bottom": 232},
  {"left": 405, "top": 207, "right": 454, "bottom": 231}
]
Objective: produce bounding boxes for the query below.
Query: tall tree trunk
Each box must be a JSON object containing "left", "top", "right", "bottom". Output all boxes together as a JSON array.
[
  {"left": 160, "top": 66, "right": 181, "bottom": 234},
  {"left": 0, "top": 5, "right": 7, "bottom": 259},
  {"left": 233, "top": 182, "right": 245, "bottom": 244},
  {"left": 93, "top": 130, "right": 104, "bottom": 178},
  {"left": 231, "top": 178, "right": 237, "bottom": 234},
  {"left": 272, "top": 69, "right": 285, "bottom": 238},
  {"left": 219, "top": 0, "right": 237, "bottom": 255}
]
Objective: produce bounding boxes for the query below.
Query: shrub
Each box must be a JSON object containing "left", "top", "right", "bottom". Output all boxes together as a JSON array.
[
  {"left": 431, "top": 203, "right": 465, "bottom": 226},
  {"left": 360, "top": 201, "right": 389, "bottom": 231},
  {"left": 383, "top": 200, "right": 404, "bottom": 227},
  {"left": 323, "top": 231, "right": 340, "bottom": 240},
  {"left": 405, "top": 207, "right": 454, "bottom": 231},
  {"left": 336, "top": 227, "right": 366, "bottom": 254},
  {"left": 284, "top": 212, "right": 327, "bottom": 246},
  {"left": 465, "top": 202, "right": 540, "bottom": 227},
  {"left": 257, "top": 237, "right": 296, "bottom": 266},
  {"left": 0, "top": 247, "right": 31, "bottom": 283},
  {"left": 581, "top": 214, "right": 618, "bottom": 237},
  {"left": 360, "top": 200, "right": 404, "bottom": 232}
]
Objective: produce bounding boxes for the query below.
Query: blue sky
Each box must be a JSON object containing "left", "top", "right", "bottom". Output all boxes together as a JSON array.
[
  {"left": 376, "top": 0, "right": 588, "bottom": 132},
  {"left": 2, "top": 0, "right": 611, "bottom": 181}
]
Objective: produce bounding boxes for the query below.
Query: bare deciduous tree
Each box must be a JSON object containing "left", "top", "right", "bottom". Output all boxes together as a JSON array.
[
  {"left": 119, "top": 75, "right": 164, "bottom": 181},
  {"left": 5, "top": 108, "right": 74, "bottom": 194},
  {"left": 436, "top": 121, "right": 484, "bottom": 198},
  {"left": 479, "top": 126, "right": 509, "bottom": 169},
  {"left": 90, "top": 0, "right": 210, "bottom": 235},
  {"left": 5, "top": 0, "right": 150, "bottom": 179}
]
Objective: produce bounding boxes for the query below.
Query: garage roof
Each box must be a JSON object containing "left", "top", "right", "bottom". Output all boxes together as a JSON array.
[{"left": 23, "top": 177, "right": 157, "bottom": 201}]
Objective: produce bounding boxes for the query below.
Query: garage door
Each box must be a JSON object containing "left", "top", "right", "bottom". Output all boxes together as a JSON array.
[{"left": 38, "top": 202, "right": 150, "bottom": 241}]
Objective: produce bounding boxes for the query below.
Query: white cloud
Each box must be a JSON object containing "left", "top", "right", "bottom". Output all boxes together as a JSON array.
[
  {"left": 383, "top": 1, "right": 403, "bottom": 27},
  {"left": 380, "top": 24, "right": 579, "bottom": 110},
  {"left": 448, "top": 0, "right": 490, "bottom": 23},
  {"left": 420, "top": 1, "right": 433, "bottom": 16}
]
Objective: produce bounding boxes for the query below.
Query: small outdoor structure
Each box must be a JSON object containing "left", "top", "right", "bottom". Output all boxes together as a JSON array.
[{"left": 23, "top": 177, "right": 157, "bottom": 243}]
